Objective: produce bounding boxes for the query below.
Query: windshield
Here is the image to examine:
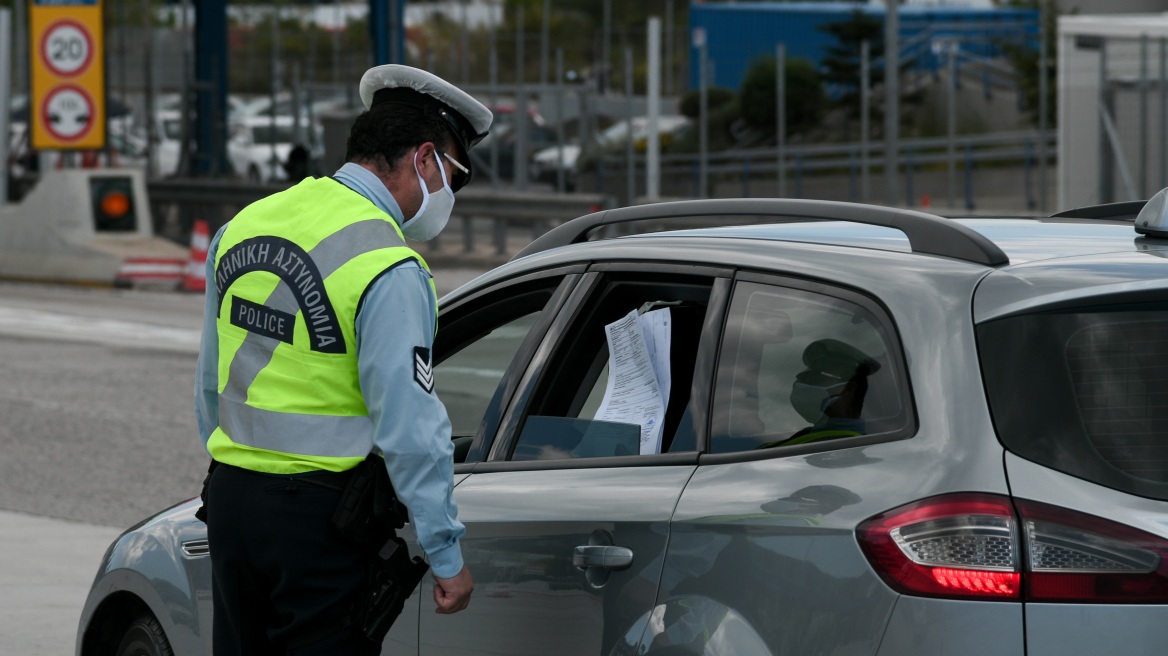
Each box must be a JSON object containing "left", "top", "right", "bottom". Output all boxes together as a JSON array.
[{"left": 978, "top": 301, "right": 1168, "bottom": 500}]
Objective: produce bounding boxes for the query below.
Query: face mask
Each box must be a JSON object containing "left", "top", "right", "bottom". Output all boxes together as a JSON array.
[
  {"left": 401, "top": 150, "right": 455, "bottom": 241},
  {"left": 790, "top": 379, "right": 848, "bottom": 423}
]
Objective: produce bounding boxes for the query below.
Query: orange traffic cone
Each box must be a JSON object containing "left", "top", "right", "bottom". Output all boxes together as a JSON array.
[
  {"left": 921, "top": 193, "right": 931, "bottom": 208},
  {"left": 183, "top": 219, "right": 210, "bottom": 292}
]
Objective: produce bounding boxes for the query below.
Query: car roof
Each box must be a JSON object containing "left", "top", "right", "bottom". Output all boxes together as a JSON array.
[
  {"left": 664, "top": 217, "right": 1157, "bottom": 265},
  {"left": 498, "top": 199, "right": 1168, "bottom": 325}
]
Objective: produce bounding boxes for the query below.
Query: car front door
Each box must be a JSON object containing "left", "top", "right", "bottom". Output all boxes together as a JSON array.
[{"left": 420, "top": 265, "right": 731, "bottom": 656}]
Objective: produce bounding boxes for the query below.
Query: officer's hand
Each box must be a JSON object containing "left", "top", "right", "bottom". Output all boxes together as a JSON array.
[{"left": 433, "top": 565, "right": 474, "bottom": 614}]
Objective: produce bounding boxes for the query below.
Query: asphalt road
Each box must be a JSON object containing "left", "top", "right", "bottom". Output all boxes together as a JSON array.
[{"left": 0, "top": 268, "right": 487, "bottom": 655}]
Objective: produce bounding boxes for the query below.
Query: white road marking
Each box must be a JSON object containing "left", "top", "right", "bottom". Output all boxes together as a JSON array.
[{"left": 0, "top": 305, "right": 202, "bottom": 352}]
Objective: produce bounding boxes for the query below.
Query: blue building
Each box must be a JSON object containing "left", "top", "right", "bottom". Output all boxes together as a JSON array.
[{"left": 688, "top": 2, "right": 1038, "bottom": 91}]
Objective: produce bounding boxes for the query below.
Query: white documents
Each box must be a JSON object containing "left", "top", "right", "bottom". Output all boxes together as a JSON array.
[{"left": 594, "top": 308, "right": 672, "bottom": 455}]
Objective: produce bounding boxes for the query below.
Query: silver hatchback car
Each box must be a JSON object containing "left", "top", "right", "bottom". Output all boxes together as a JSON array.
[{"left": 79, "top": 194, "right": 1168, "bottom": 656}]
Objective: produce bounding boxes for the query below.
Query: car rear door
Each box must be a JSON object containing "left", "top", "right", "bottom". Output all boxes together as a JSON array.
[{"left": 653, "top": 270, "right": 1027, "bottom": 656}]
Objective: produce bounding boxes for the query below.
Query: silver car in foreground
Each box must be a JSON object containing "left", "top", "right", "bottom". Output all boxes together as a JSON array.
[{"left": 79, "top": 194, "right": 1168, "bottom": 655}]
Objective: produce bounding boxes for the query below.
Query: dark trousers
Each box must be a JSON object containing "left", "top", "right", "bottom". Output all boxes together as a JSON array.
[{"left": 205, "top": 463, "right": 381, "bottom": 656}]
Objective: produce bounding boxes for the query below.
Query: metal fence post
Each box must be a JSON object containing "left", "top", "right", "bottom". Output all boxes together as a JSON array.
[
  {"left": 905, "top": 147, "right": 914, "bottom": 207},
  {"left": 1025, "top": 140, "right": 1035, "bottom": 210},
  {"left": 965, "top": 141, "right": 975, "bottom": 210},
  {"left": 777, "top": 43, "right": 786, "bottom": 198},
  {"left": 795, "top": 154, "right": 804, "bottom": 198}
]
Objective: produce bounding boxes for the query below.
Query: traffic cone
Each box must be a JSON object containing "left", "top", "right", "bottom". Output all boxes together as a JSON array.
[
  {"left": 183, "top": 219, "right": 210, "bottom": 292},
  {"left": 921, "top": 193, "right": 931, "bottom": 208}
]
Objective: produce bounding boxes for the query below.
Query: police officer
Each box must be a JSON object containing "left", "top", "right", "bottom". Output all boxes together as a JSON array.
[{"left": 194, "top": 64, "right": 491, "bottom": 654}]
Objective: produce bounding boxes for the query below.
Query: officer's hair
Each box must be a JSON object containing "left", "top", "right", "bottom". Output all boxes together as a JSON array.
[{"left": 345, "top": 103, "right": 454, "bottom": 173}]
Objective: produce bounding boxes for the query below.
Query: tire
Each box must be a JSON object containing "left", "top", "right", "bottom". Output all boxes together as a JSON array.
[{"left": 115, "top": 614, "right": 174, "bottom": 656}]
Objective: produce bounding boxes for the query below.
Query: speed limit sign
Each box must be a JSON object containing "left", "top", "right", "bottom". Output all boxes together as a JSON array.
[
  {"left": 40, "top": 20, "right": 94, "bottom": 77},
  {"left": 30, "top": 0, "right": 106, "bottom": 150}
]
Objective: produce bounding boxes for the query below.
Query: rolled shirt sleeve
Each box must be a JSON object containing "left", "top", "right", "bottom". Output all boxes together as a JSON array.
[{"left": 356, "top": 262, "right": 465, "bottom": 578}]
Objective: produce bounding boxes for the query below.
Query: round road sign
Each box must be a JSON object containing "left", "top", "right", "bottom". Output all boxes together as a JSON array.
[
  {"left": 40, "top": 20, "right": 93, "bottom": 78},
  {"left": 41, "top": 85, "right": 95, "bottom": 142}
]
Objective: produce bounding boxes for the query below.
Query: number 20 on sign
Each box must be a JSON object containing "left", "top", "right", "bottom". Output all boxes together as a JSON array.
[{"left": 30, "top": 0, "right": 106, "bottom": 150}]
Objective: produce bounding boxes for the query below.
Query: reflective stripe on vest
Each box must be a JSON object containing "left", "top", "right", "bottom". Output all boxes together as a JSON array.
[
  {"left": 218, "top": 219, "right": 406, "bottom": 455},
  {"left": 208, "top": 177, "right": 436, "bottom": 473}
]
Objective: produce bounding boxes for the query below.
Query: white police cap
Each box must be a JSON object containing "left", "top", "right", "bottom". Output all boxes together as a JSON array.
[{"left": 359, "top": 64, "right": 493, "bottom": 158}]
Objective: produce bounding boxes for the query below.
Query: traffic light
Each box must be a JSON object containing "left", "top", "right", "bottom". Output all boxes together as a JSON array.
[{"left": 89, "top": 175, "right": 136, "bottom": 232}]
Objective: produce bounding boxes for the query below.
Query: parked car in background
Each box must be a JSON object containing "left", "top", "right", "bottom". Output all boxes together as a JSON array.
[
  {"left": 77, "top": 193, "right": 1168, "bottom": 656},
  {"left": 530, "top": 115, "right": 691, "bottom": 191},
  {"left": 230, "top": 114, "right": 323, "bottom": 183}
]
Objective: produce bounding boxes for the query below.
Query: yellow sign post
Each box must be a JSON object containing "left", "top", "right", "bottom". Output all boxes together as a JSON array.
[{"left": 29, "top": 0, "right": 105, "bottom": 150}]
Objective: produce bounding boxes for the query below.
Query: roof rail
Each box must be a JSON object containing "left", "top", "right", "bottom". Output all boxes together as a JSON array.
[
  {"left": 513, "top": 198, "right": 1010, "bottom": 267},
  {"left": 1050, "top": 200, "right": 1146, "bottom": 221}
]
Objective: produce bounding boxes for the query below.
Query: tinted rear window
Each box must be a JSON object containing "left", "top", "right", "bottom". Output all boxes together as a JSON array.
[{"left": 978, "top": 303, "right": 1168, "bottom": 500}]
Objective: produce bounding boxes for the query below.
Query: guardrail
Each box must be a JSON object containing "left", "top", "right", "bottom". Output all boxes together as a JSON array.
[
  {"left": 592, "top": 129, "right": 1057, "bottom": 210},
  {"left": 146, "top": 178, "right": 614, "bottom": 261}
]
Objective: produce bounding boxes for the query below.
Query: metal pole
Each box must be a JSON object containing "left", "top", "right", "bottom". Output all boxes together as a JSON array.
[
  {"left": 625, "top": 47, "right": 635, "bottom": 205},
  {"left": 271, "top": 7, "right": 281, "bottom": 179},
  {"left": 13, "top": 0, "right": 24, "bottom": 103},
  {"left": 861, "top": 40, "right": 870, "bottom": 203},
  {"left": 1099, "top": 40, "right": 1110, "bottom": 204},
  {"left": 0, "top": 10, "right": 11, "bottom": 204},
  {"left": 947, "top": 41, "right": 957, "bottom": 209},
  {"left": 556, "top": 48, "right": 566, "bottom": 193},
  {"left": 461, "top": 0, "right": 470, "bottom": 84},
  {"left": 647, "top": 17, "right": 662, "bottom": 200},
  {"left": 489, "top": 25, "right": 499, "bottom": 187},
  {"left": 884, "top": 0, "right": 899, "bottom": 206},
  {"left": 540, "top": 0, "right": 550, "bottom": 89},
  {"left": 1140, "top": 34, "right": 1149, "bottom": 198},
  {"left": 142, "top": 0, "right": 156, "bottom": 178},
  {"left": 1038, "top": 2, "right": 1049, "bottom": 214},
  {"left": 699, "top": 40, "right": 708, "bottom": 198},
  {"left": 777, "top": 43, "right": 786, "bottom": 197},
  {"left": 515, "top": 5, "right": 528, "bottom": 190},
  {"left": 664, "top": 0, "right": 674, "bottom": 97},
  {"left": 1161, "top": 37, "right": 1167, "bottom": 187},
  {"left": 602, "top": 0, "right": 611, "bottom": 94}
]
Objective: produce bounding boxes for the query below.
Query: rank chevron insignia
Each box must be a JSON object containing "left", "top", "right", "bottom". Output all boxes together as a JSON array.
[{"left": 414, "top": 347, "right": 435, "bottom": 393}]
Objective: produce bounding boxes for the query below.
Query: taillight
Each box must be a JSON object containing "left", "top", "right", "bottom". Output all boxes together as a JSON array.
[
  {"left": 1016, "top": 499, "right": 1168, "bottom": 603},
  {"left": 858, "top": 493, "right": 1021, "bottom": 600},
  {"left": 857, "top": 493, "right": 1168, "bottom": 603}
]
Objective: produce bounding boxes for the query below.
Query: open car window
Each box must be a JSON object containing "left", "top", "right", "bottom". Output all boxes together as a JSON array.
[{"left": 509, "top": 274, "right": 716, "bottom": 461}]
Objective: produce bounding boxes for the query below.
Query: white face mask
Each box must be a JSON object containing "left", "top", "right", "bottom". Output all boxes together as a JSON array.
[{"left": 402, "top": 150, "right": 455, "bottom": 241}]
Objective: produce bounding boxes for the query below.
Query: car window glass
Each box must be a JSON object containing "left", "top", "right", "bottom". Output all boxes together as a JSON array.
[
  {"left": 437, "top": 312, "right": 540, "bottom": 439},
  {"left": 711, "top": 281, "right": 907, "bottom": 453},
  {"left": 512, "top": 276, "right": 713, "bottom": 461},
  {"left": 979, "top": 302, "right": 1168, "bottom": 500}
]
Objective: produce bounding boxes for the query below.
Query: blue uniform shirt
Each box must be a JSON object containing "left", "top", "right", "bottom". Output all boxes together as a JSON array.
[{"left": 194, "top": 163, "right": 466, "bottom": 578}]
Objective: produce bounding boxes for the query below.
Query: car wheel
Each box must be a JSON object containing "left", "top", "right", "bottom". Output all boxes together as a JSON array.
[{"left": 115, "top": 614, "right": 174, "bottom": 656}]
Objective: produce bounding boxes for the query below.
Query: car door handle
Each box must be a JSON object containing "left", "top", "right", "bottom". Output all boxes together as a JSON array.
[{"left": 573, "top": 545, "right": 634, "bottom": 570}]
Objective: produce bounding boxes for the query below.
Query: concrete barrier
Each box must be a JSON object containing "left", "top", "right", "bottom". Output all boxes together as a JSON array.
[{"left": 0, "top": 169, "right": 187, "bottom": 288}]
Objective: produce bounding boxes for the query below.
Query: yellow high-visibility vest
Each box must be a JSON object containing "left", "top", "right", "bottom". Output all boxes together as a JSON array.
[{"left": 208, "top": 177, "right": 436, "bottom": 474}]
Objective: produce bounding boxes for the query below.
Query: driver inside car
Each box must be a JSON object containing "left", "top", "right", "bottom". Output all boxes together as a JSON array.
[{"left": 762, "top": 338, "right": 881, "bottom": 449}]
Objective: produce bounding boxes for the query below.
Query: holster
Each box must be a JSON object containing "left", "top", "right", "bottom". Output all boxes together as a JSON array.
[
  {"left": 362, "top": 537, "right": 431, "bottom": 644},
  {"left": 331, "top": 453, "right": 408, "bottom": 547},
  {"left": 193, "top": 459, "right": 219, "bottom": 523}
]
